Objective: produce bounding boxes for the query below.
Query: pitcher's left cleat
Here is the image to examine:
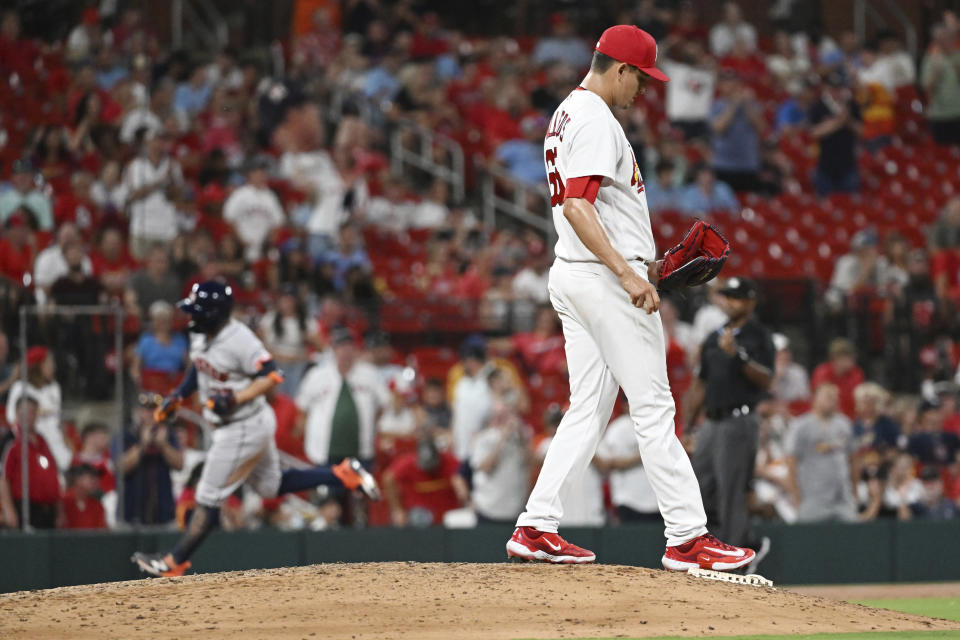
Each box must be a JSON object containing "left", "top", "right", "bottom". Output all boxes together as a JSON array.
[
  {"left": 333, "top": 457, "right": 381, "bottom": 500},
  {"left": 662, "top": 533, "right": 755, "bottom": 571},
  {"left": 132, "top": 552, "right": 192, "bottom": 577}
]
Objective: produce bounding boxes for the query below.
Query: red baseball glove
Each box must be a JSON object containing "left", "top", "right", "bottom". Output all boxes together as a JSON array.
[{"left": 657, "top": 220, "right": 730, "bottom": 292}]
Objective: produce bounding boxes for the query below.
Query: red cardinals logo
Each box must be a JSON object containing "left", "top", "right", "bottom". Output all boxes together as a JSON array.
[{"left": 629, "top": 149, "right": 644, "bottom": 194}]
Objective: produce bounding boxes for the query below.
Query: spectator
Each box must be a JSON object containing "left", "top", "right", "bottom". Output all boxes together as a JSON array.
[
  {"left": 767, "top": 29, "right": 812, "bottom": 93},
  {"left": 258, "top": 286, "right": 319, "bottom": 395},
  {"left": 0, "top": 395, "right": 61, "bottom": 529},
  {"left": 6, "top": 346, "right": 70, "bottom": 471},
  {"left": 878, "top": 232, "right": 911, "bottom": 297},
  {"left": 709, "top": 2, "right": 758, "bottom": 58},
  {"left": 505, "top": 304, "right": 566, "bottom": 376},
  {"left": 0, "top": 212, "right": 36, "bottom": 287},
  {"left": 66, "top": 8, "right": 103, "bottom": 63},
  {"left": 120, "top": 78, "right": 175, "bottom": 145},
  {"left": 710, "top": 70, "right": 765, "bottom": 192},
  {"left": 512, "top": 249, "right": 550, "bottom": 305},
  {"left": 50, "top": 243, "right": 105, "bottom": 306},
  {"left": 595, "top": 411, "right": 657, "bottom": 523},
  {"left": 418, "top": 377, "right": 451, "bottom": 432},
  {"left": 174, "top": 63, "right": 213, "bottom": 117},
  {"left": 662, "top": 40, "right": 716, "bottom": 141},
  {"left": 691, "top": 279, "right": 730, "bottom": 347},
  {"left": 71, "top": 422, "right": 115, "bottom": 495},
  {"left": 927, "top": 197, "right": 960, "bottom": 252},
  {"left": 469, "top": 403, "right": 532, "bottom": 524},
  {"left": 114, "top": 392, "right": 183, "bottom": 525},
  {"left": 0, "top": 158, "right": 53, "bottom": 230},
  {"left": 495, "top": 115, "right": 548, "bottom": 188},
  {"left": 753, "top": 408, "right": 798, "bottom": 523},
  {"left": 409, "top": 179, "right": 451, "bottom": 229},
  {"left": 645, "top": 160, "right": 685, "bottom": 212},
  {"left": 90, "top": 160, "right": 128, "bottom": 215},
  {"left": 383, "top": 434, "right": 468, "bottom": 527},
  {"left": 33, "top": 223, "right": 94, "bottom": 302},
  {"left": 449, "top": 335, "right": 493, "bottom": 461},
  {"left": 223, "top": 156, "right": 286, "bottom": 261},
  {"left": 296, "top": 327, "right": 389, "bottom": 465},
  {"left": 859, "top": 31, "right": 916, "bottom": 92},
  {"left": 62, "top": 464, "right": 107, "bottom": 529},
  {"left": 786, "top": 383, "right": 858, "bottom": 522},
  {"left": 531, "top": 14, "right": 592, "bottom": 70},
  {"left": 908, "top": 399, "right": 960, "bottom": 466},
  {"left": 123, "top": 130, "right": 184, "bottom": 260},
  {"left": 126, "top": 246, "right": 181, "bottom": 319},
  {"left": 809, "top": 72, "right": 863, "bottom": 197},
  {"left": 377, "top": 371, "right": 418, "bottom": 439},
  {"left": 775, "top": 78, "right": 817, "bottom": 134},
  {"left": 882, "top": 452, "right": 924, "bottom": 520},
  {"left": 93, "top": 47, "right": 127, "bottom": 91},
  {"left": 914, "top": 465, "right": 959, "bottom": 519},
  {"left": 131, "top": 300, "right": 188, "bottom": 386},
  {"left": 770, "top": 333, "right": 810, "bottom": 405},
  {"left": 828, "top": 228, "right": 884, "bottom": 306},
  {"left": 678, "top": 164, "right": 740, "bottom": 215},
  {"left": 0, "top": 331, "right": 17, "bottom": 406},
  {"left": 320, "top": 224, "right": 372, "bottom": 293},
  {"left": 811, "top": 338, "right": 865, "bottom": 419},
  {"left": 851, "top": 382, "right": 901, "bottom": 453},
  {"left": 921, "top": 23, "right": 960, "bottom": 146},
  {"left": 90, "top": 227, "right": 137, "bottom": 296}
]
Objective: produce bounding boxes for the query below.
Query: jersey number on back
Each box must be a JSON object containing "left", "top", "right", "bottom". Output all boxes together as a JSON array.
[{"left": 545, "top": 148, "right": 564, "bottom": 207}]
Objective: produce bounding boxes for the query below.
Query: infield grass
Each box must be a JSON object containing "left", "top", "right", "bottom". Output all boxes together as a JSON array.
[
  {"left": 855, "top": 598, "right": 960, "bottom": 622},
  {"left": 527, "top": 631, "right": 960, "bottom": 640}
]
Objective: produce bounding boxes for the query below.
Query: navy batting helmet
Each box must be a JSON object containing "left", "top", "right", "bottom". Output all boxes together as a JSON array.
[{"left": 178, "top": 281, "right": 233, "bottom": 333}]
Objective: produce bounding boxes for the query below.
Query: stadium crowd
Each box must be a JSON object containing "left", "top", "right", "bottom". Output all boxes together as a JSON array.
[{"left": 0, "top": 1, "right": 959, "bottom": 534}]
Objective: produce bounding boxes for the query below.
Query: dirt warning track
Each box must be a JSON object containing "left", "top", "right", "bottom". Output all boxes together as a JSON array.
[{"left": 1, "top": 562, "right": 957, "bottom": 639}]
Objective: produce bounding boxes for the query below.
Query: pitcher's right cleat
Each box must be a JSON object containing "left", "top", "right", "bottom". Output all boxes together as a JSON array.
[
  {"left": 662, "top": 533, "right": 755, "bottom": 571},
  {"left": 131, "top": 552, "right": 192, "bottom": 577},
  {"left": 506, "top": 526, "right": 596, "bottom": 564},
  {"left": 333, "top": 457, "right": 382, "bottom": 500}
]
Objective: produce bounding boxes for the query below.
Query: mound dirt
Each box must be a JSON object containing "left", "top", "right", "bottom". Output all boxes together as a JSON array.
[{"left": 0, "top": 562, "right": 957, "bottom": 639}]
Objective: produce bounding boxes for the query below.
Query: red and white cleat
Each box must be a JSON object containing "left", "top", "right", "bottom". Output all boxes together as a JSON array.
[
  {"left": 662, "top": 533, "right": 755, "bottom": 572},
  {"left": 506, "top": 526, "right": 596, "bottom": 564}
]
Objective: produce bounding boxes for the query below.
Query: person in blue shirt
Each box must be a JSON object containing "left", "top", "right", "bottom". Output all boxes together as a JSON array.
[
  {"left": 678, "top": 164, "right": 740, "bottom": 215},
  {"left": 710, "top": 70, "right": 764, "bottom": 192},
  {"left": 132, "top": 300, "right": 188, "bottom": 383},
  {"left": 319, "top": 223, "right": 372, "bottom": 292},
  {"left": 174, "top": 64, "right": 213, "bottom": 117},
  {"left": 775, "top": 79, "right": 818, "bottom": 133},
  {"left": 494, "top": 115, "right": 548, "bottom": 187},
  {"left": 645, "top": 160, "right": 685, "bottom": 212}
]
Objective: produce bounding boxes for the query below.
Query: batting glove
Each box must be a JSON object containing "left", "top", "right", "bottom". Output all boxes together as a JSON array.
[{"left": 154, "top": 394, "right": 182, "bottom": 423}]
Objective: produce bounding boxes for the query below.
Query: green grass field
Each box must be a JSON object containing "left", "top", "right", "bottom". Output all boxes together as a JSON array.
[{"left": 530, "top": 595, "right": 960, "bottom": 640}]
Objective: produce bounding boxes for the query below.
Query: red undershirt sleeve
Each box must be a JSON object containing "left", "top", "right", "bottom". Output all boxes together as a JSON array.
[{"left": 565, "top": 175, "right": 603, "bottom": 204}]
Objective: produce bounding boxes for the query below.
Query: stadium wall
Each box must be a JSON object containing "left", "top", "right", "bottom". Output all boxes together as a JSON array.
[{"left": 2, "top": 520, "right": 955, "bottom": 593}]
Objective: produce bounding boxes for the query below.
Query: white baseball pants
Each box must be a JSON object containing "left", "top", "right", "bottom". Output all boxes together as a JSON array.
[
  {"left": 196, "top": 409, "right": 282, "bottom": 508},
  {"left": 516, "top": 259, "right": 708, "bottom": 546}
]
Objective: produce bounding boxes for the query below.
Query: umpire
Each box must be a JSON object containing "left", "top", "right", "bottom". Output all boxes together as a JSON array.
[{"left": 686, "top": 277, "right": 775, "bottom": 556}]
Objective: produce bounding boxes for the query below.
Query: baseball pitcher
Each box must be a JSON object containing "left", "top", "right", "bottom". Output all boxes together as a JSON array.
[{"left": 506, "top": 26, "right": 753, "bottom": 571}]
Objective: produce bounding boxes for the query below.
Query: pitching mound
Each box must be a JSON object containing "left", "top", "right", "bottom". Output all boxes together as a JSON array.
[{"left": 1, "top": 563, "right": 957, "bottom": 639}]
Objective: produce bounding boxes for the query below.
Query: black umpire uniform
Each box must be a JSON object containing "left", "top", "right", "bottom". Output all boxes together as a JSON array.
[{"left": 690, "top": 277, "right": 775, "bottom": 548}]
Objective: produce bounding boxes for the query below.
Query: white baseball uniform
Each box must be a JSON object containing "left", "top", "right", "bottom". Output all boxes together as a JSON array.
[
  {"left": 515, "top": 87, "right": 708, "bottom": 545},
  {"left": 189, "top": 318, "right": 281, "bottom": 508}
]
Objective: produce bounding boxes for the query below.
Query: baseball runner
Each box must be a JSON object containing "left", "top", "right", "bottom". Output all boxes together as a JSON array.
[
  {"left": 132, "top": 281, "right": 379, "bottom": 578},
  {"left": 505, "top": 25, "right": 755, "bottom": 571}
]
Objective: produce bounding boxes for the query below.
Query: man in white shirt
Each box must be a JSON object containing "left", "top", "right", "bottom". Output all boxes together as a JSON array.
[
  {"left": 596, "top": 412, "right": 660, "bottom": 522},
  {"left": 512, "top": 251, "right": 551, "bottom": 304},
  {"left": 122, "top": 130, "right": 184, "bottom": 259},
  {"left": 449, "top": 337, "right": 493, "bottom": 461},
  {"left": 661, "top": 40, "right": 717, "bottom": 141},
  {"left": 33, "top": 223, "right": 93, "bottom": 305},
  {"left": 296, "top": 328, "right": 389, "bottom": 465},
  {"left": 709, "top": 2, "right": 758, "bottom": 57},
  {"left": 469, "top": 404, "right": 532, "bottom": 524},
  {"left": 223, "top": 156, "right": 286, "bottom": 261}
]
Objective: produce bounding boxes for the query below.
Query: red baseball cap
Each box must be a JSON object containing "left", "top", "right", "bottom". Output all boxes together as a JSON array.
[
  {"left": 595, "top": 25, "right": 669, "bottom": 82},
  {"left": 26, "top": 346, "right": 48, "bottom": 367}
]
